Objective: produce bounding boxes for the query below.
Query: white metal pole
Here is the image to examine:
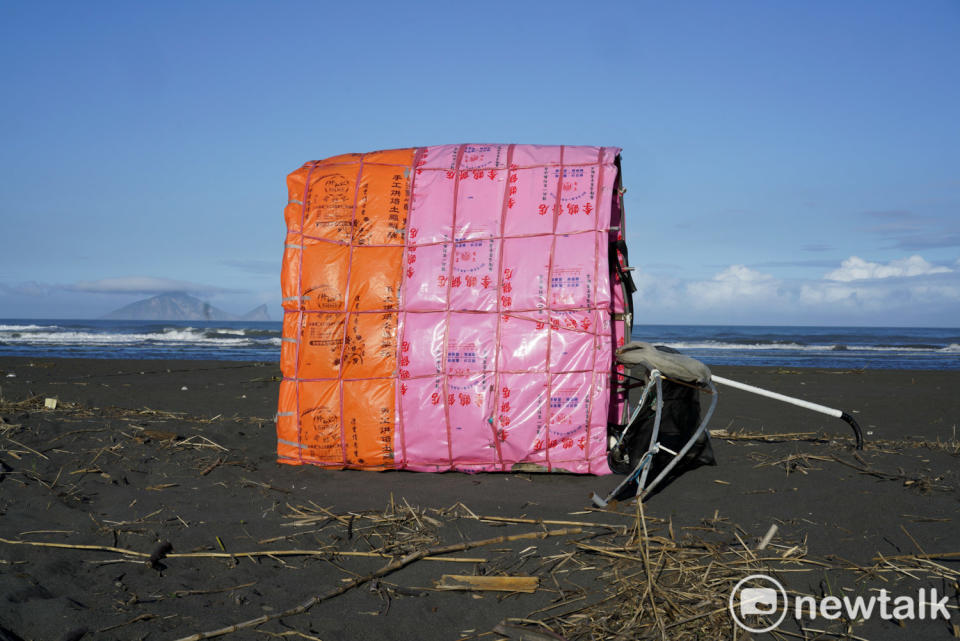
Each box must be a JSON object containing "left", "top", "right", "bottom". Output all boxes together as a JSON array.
[
  {"left": 711, "top": 375, "right": 843, "bottom": 418},
  {"left": 711, "top": 374, "right": 863, "bottom": 449}
]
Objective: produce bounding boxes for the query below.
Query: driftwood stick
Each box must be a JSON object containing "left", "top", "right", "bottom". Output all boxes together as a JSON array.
[
  {"left": 0, "top": 537, "right": 483, "bottom": 563},
  {"left": 171, "top": 527, "right": 582, "bottom": 641},
  {"left": 0, "top": 536, "right": 147, "bottom": 556},
  {"left": 874, "top": 551, "right": 960, "bottom": 562},
  {"left": 478, "top": 515, "right": 625, "bottom": 529}
]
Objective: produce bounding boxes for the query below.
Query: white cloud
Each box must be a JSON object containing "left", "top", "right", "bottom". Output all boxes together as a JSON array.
[
  {"left": 64, "top": 277, "right": 241, "bottom": 295},
  {"left": 798, "top": 281, "right": 886, "bottom": 307},
  {"left": 632, "top": 270, "right": 685, "bottom": 310},
  {"left": 686, "top": 265, "right": 781, "bottom": 306},
  {"left": 632, "top": 255, "right": 960, "bottom": 325},
  {"left": 825, "top": 255, "right": 952, "bottom": 282}
]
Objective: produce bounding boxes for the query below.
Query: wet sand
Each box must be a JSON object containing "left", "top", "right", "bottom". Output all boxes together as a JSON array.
[{"left": 1, "top": 357, "right": 958, "bottom": 640}]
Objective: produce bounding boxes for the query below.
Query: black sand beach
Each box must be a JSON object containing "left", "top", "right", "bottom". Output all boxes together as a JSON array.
[{"left": 1, "top": 356, "right": 958, "bottom": 640}]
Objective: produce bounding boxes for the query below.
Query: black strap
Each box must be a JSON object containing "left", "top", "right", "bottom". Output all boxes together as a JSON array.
[
  {"left": 609, "top": 154, "right": 635, "bottom": 320},
  {"left": 609, "top": 239, "right": 636, "bottom": 325}
]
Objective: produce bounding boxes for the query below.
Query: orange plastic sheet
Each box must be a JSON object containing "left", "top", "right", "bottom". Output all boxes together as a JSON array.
[{"left": 278, "top": 144, "right": 628, "bottom": 473}]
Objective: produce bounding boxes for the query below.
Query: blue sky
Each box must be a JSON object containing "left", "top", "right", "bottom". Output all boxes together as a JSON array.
[{"left": 1, "top": 1, "right": 957, "bottom": 325}]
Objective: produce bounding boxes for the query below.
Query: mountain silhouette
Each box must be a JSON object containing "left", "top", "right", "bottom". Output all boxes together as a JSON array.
[{"left": 103, "top": 292, "right": 269, "bottom": 321}]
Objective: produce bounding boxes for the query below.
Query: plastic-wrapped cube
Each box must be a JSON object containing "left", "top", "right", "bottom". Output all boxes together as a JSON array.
[{"left": 278, "top": 144, "right": 629, "bottom": 474}]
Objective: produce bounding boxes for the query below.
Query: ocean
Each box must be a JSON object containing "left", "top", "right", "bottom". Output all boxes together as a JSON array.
[{"left": 0, "top": 320, "right": 958, "bottom": 370}]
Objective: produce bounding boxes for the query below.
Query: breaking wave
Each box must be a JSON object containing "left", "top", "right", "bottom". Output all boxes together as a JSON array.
[
  {"left": 661, "top": 340, "right": 957, "bottom": 354},
  {"left": 0, "top": 321, "right": 283, "bottom": 361}
]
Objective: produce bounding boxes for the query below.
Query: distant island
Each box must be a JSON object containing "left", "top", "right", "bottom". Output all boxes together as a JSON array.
[{"left": 103, "top": 292, "right": 271, "bottom": 321}]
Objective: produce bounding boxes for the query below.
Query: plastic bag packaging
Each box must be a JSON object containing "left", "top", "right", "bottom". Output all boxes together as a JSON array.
[{"left": 278, "top": 144, "right": 627, "bottom": 474}]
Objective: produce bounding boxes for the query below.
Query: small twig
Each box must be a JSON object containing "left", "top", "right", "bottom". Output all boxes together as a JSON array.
[
  {"left": 200, "top": 457, "right": 224, "bottom": 476},
  {"left": 241, "top": 478, "right": 291, "bottom": 494},
  {"left": 479, "top": 515, "right": 625, "bottom": 530},
  {"left": 875, "top": 551, "right": 960, "bottom": 562},
  {"left": 165, "top": 581, "right": 256, "bottom": 598},
  {"left": 900, "top": 523, "right": 927, "bottom": 556},
  {"left": 99, "top": 614, "right": 156, "bottom": 633},
  {"left": 3, "top": 436, "right": 49, "bottom": 460},
  {"left": 0, "top": 537, "right": 149, "bottom": 557}
]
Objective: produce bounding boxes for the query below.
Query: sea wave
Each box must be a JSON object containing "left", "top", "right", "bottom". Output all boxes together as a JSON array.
[
  {"left": 0, "top": 319, "right": 283, "bottom": 361},
  {"left": 0, "top": 324, "right": 58, "bottom": 331},
  {"left": 660, "top": 341, "right": 954, "bottom": 353},
  {"left": 0, "top": 328, "right": 272, "bottom": 347},
  {"left": 147, "top": 326, "right": 283, "bottom": 340},
  {"left": 662, "top": 341, "right": 819, "bottom": 352},
  {"left": 202, "top": 328, "right": 281, "bottom": 339}
]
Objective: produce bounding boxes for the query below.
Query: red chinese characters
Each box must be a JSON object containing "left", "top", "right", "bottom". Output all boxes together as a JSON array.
[{"left": 498, "top": 386, "right": 513, "bottom": 429}]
